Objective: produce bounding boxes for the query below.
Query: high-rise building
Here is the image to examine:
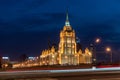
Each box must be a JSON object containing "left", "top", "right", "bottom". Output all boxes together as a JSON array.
[
  {"left": 39, "top": 12, "right": 92, "bottom": 66},
  {"left": 58, "top": 12, "right": 78, "bottom": 65},
  {"left": 13, "top": 12, "right": 92, "bottom": 68}
]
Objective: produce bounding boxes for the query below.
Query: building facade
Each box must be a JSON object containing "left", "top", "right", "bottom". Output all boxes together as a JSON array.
[
  {"left": 40, "top": 12, "right": 92, "bottom": 66},
  {"left": 13, "top": 12, "right": 92, "bottom": 68}
]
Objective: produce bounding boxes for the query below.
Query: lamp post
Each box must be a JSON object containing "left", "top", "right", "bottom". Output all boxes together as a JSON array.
[
  {"left": 106, "top": 47, "right": 112, "bottom": 64},
  {"left": 90, "top": 38, "right": 101, "bottom": 65}
]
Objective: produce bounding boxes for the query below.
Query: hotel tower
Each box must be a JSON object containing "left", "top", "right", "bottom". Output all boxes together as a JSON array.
[
  {"left": 13, "top": 12, "right": 92, "bottom": 68},
  {"left": 39, "top": 12, "right": 92, "bottom": 66}
]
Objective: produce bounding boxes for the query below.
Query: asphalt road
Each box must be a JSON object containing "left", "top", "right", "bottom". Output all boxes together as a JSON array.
[{"left": 0, "top": 67, "right": 120, "bottom": 80}]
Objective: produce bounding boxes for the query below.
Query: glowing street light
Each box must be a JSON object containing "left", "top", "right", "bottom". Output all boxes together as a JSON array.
[
  {"left": 95, "top": 38, "right": 101, "bottom": 43},
  {"left": 91, "top": 38, "right": 101, "bottom": 65},
  {"left": 106, "top": 47, "right": 111, "bottom": 52},
  {"left": 106, "top": 47, "right": 112, "bottom": 63}
]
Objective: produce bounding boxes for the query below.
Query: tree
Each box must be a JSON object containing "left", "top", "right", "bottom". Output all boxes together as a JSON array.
[
  {"left": 0, "top": 56, "right": 2, "bottom": 68},
  {"left": 19, "top": 54, "right": 28, "bottom": 62}
]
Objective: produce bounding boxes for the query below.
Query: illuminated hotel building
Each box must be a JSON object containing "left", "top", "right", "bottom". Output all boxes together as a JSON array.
[
  {"left": 13, "top": 12, "right": 92, "bottom": 68},
  {"left": 40, "top": 12, "right": 92, "bottom": 66},
  {"left": 58, "top": 12, "right": 77, "bottom": 65}
]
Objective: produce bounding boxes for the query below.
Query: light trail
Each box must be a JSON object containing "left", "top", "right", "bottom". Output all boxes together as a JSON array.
[
  {"left": 91, "top": 78, "right": 120, "bottom": 80},
  {"left": 0, "top": 67, "right": 120, "bottom": 74},
  {"left": 49, "top": 67, "right": 120, "bottom": 73}
]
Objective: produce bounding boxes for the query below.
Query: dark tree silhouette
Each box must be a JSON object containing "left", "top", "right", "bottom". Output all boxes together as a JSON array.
[
  {"left": 0, "top": 56, "right": 2, "bottom": 68},
  {"left": 19, "top": 54, "right": 28, "bottom": 62}
]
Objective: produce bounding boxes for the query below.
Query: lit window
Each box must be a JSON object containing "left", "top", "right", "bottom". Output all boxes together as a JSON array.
[{"left": 67, "top": 44, "right": 71, "bottom": 47}]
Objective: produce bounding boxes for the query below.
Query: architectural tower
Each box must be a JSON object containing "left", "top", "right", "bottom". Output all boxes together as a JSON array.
[{"left": 58, "top": 12, "right": 78, "bottom": 65}]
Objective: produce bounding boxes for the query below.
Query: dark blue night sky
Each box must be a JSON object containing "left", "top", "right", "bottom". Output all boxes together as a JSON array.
[{"left": 0, "top": 0, "right": 120, "bottom": 61}]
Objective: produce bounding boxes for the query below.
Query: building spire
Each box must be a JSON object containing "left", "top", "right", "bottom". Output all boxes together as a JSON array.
[
  {"left": 65, "top": 10, "right": 70, "bottom": 26},
  {"left": 66, "top": 10, "right": 69, "bottom": 21}
]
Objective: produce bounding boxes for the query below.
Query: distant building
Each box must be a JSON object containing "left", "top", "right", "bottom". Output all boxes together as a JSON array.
[
  {"left": 13, "top": 57, "right": 39, "bottom": 68},
  {"left": 40, "top": 12, "right": 92, "bottom": 66},
  {"left": 28, "top": 57, "right": 37, "bottom": 60},
  {"left": 2, "top": 57, "right": 9, "bottom": 63},
  {"left": 1, "top": 57, "right": 10, "bottom": 68}
]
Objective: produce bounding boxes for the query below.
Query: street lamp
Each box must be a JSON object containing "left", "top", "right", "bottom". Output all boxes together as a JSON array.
[
  {"left": 106, "top": 47, "right": 111, "bottom": 52},
  {"left": 106, "top": 47, "right": 112, "bottom": 64},
  {"left": 95, "top": 38, "right": 101, "bottom": 43},
  {"left": 91, "top": 38, "right": 101, "bottom": 64}
]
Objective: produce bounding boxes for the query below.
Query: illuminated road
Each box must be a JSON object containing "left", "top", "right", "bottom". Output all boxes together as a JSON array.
[{"left": 0, "top": 67, "right": 120, "bottom": 80}]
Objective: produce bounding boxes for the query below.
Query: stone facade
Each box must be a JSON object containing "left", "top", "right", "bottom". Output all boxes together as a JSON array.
[{"left": 40, "top": 12, "right": 92, "bottom": 66}]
